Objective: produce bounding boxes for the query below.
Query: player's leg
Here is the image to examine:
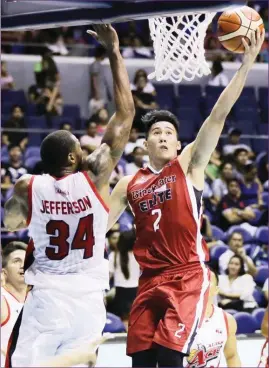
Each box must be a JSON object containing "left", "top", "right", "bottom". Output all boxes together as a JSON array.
[
  {"left": 156, "top": 345, "right": 185, "bottom": 367},
  {"left": 132, "top": 349, "right": 157, "bottom": 367},
  {"left": 8, "top": 289, "right": 62, "bottom": 367},
  {"left": 153, "top": 265, "right": 210, "bottom": 356}
]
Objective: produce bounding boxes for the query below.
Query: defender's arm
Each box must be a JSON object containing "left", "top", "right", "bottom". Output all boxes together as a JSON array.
[{"left": 4, "top": 175, "right": 32, "bottom": 232}]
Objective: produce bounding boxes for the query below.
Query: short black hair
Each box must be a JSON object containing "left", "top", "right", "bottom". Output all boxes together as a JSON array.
[
  {"left": 234, "top": 148, "right": 248, "bottom": 157},
  {"left": 227, "top": 178, "right": 240, "bottom": 186},
  {"left": 226, "top": 255, "right": 245, "bottom": 276},
  {"left": 40, "top": 130, "right": 77, "bottom": 175},
  {"left": 8, "top": 143, "right": 21, "bottom": 152},
  {"left": 133, "top": 146, "right": 144, "bottom": 154},
  {"left": 142, "top": 110, "right": 179, "bottom": 139},
  {"left": 95, "top": 45, "right": 106, "bottom": 58},
  {"left": 2, "top": 241, "right": 27, "bottom": 268},
  {"left": 207, "top": 265, "right": 219, "bottom": 285},
  {"left": 219, "top": 161, "right": 233, "bottom": 172},
  {"left": 228, "top": 231, "right": 243, "bottom": 243}
]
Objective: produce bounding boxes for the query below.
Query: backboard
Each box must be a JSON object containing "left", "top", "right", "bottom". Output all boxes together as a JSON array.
[{"left": 2, "top": 0, "right": 246, "bottom": 30}]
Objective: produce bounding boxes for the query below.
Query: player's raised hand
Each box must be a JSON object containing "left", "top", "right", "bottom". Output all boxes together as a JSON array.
[
  {"left": 242, "top": 27, "right": 265, "bottom": 67},
  {"left": 87, "top": 24, "right": 120, "bottom": 52}
]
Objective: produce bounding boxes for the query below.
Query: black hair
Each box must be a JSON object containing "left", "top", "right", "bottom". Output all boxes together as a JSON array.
[
  {"left": 234, "top": 148, "right": 248, "bottom": 157},
  {"left": 8, "top": 143, "right": 21, "bottom": 152},
  {"left": 212, "top": 60, "right": 223, "bottom": 76},
  {"left": 11, "top": 104, "right": 24, "bottom": 113},
  {"left": 226, "top": 255, "right": 245, "bottom": 276},
  {"left": 142, "top": 110, "right": 179, "bottom": 139},
  {"left": 227, "top": 178, "right": 240, "bottom": 186},
  {"left": 228, "top": 231, "right": 243, "bottom": 243},
  {"left": 117, "top": 229, "right": 136, "bottom": 280},
  {"left": 86, "top": 120, "right": 97, "bottom": 129},
  {"left": 132, "top": 146, "right": 144, "bottom": 154},
  {"left": 133, "top": 69, "right": 147, "bottom": 84},
  {"left": 2, "top": 241, "right": 27, "bottom": 268},
  {"left": 244, "top": 162, "right": 256, "bottom": 173},
  {"left": 40, "top": 130, "right": 77, "bottom": 175},
  {"left": 219, "top": 161, "right": 233, "bottom": 172},
  {"left": 95, "top": 45, "right": 106, "bottom": 58},
  {"left": 207, "top": 266, "right": 219, "bottom": 285}
]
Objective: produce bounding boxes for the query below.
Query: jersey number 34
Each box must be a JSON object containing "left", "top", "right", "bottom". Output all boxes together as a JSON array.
[{"left": 45, "top": 214, "right": 94, "bottom": 260}]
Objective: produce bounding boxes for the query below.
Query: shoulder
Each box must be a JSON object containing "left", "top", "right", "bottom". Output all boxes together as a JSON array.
[
  {"left": 225, "top": 312, "right": 237, "bottom": 335},
  {"left": 241, "top": 273, "right": 254, "bottom": 282}
]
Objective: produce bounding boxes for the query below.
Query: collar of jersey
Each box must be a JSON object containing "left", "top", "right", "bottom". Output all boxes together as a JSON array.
[{"left": 147, "top": 164, "right": 163, "bottom": 175}]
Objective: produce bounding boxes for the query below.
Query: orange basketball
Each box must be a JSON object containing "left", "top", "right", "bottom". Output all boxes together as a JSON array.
[{"left": 217, "top": 6, "right": 264, "bottom": 53}]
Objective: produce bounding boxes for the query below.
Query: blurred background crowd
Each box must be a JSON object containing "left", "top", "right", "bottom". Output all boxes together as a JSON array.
[{"left": 1, "top": 0, "right": 268, "bottom": 334}]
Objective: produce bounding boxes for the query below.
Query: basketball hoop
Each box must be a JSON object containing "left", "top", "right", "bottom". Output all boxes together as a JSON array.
[{"left": 148, "top": 11, "right": 216, "bottom": 84}]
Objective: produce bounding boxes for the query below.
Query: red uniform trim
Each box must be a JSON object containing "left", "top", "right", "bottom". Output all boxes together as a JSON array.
[
  {"left": 1, "top": 296, "right": 10, "bottom": 327},
  {"left": 223, "top": 311, "right": 229, "bottom": 335},
  {"left": 82, "top": 171, "right": 109, "bottom": 213},
  {"left": 2, "top": 287, "right": 21, "bottom": 303},
  {"left": 26, "top": 176, "right": 35, "bottom": 226}
]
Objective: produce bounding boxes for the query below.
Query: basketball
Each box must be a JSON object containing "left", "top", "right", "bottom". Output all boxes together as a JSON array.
[{"left": 218, "top": 6, "right": 264, "bottom": 53}]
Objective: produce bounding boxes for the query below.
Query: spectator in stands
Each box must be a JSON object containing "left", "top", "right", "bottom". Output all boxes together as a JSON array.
[
  {"left": 201, "top": 206, "right": 213, "bottom": 242},
  {"left": 122, "top": 36, "right": 152, "bottom": 59},
  {"left": 41, "top": 48, "right": 60, "bottom": 87},
  {"left": 217, "top": 178, "right": 255, "bottom": 231},
  {"left": 124, "top": 127, "right": 146, "bottom": 160},
  {"left": 106, "top": 229, "right": 120, "bottom": 252},
  {"left": 109, "top": 229, "right": 139, "bottom": 330},
  {"left": 37, "top": 86, "right": 63, "bottom": 116},
  {"left": 263, "top": 278, "right": 268, "bottom": 301},
  {"left": 218, "top": 231, "right": 257, "bottom": 277},
  {"left": 60, "top": 122, "right": 72, "bottom": 132},
  {"left": 3, "top": 105, "right": 28, "bottom": 151},
  {"left": 233, "top": 148, "right": 251, "bottom": 180},
  {"left": 90, "top": 107, "right": 110, "bottom": 136},
  {"left": 205, "top": 148, "right": 222, "bottom": 181},
  {"left": 126, "top": 147, "right": 145, "bottom": 175},
  {"left": 240, "top": 163, "right": 264, "bottom": 208},
  {"left": 132, "top": 75, "right": 158, "bottom": 131},
  {"left": 222, "top": 128, "right": 252, "bottom": 157},
  {"left": 118, "top": 206, "right": 134, "bottom": 232},
  {"left": 207, "top": 60, "right": 229, "bottom": 87},
  {"left": 1, "top": 144, "right": 28, "bottom": 189},
  {"left": 218, "top": 255, "right": 257, "bottom": 312},
  {"left": 1, "top": 61, "right": 15, "bottom": 90},
  {"left": 130, "top": 69, "right": 156, "bottom": 95},
  {"left": 212, "top": 162, "right": 234, "bottom": 204},
  {"left": 80, "top": 120, "right": 102, "bottom": 152},
  {"left": 109, "top": 163, "right": 125, "bottom": 189},
  {"left": 89, "top": 45, "right": 111, "bottom": 114}
]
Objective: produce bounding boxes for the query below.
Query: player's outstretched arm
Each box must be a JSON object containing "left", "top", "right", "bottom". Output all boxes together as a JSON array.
[
  {"left": 224, "top": 313, "right": 241, "bottom": 367},
  {"left": 180, "top": 29, "right": 264, "bottom": 188},
  {"left": 107, "top": 175, "right": 133, "bottom": 231},
  {"left": 261, "top": 308, "right": 268, "bottom": 338},
  {"left": 4, "top": 175, "right": 32, "bottom": 232},
  {"left": 86, "top": 25, "right": 135, "bottom": 186}
]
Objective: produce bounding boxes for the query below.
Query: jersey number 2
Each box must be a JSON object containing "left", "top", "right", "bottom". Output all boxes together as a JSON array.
[
  {"left": 45, "top": 214, "right": 95, "bottom": 260},
  {"left": 152, "top": 209, "right": 161, "bottom": 232}
]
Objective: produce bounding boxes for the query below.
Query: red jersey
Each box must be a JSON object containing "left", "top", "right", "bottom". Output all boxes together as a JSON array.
[{"left": 127, "top": 158, "right": 209, "bottom": 271}]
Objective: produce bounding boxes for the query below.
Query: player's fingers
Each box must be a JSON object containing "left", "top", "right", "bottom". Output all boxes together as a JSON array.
[
  {"left": 242, "top": 38, "right": 249, "bottom": 52},
  {"left": 87, "top": 30, "right": 98, "bottom": 39},
  {"left": 260, "top": 28, "right": 265, "bottom": 45},
  {"left": 256, "top": 27, "right": 261, "bottom": 45},
  {"left": 250, "top": 30, "right": 256, "bottom": 47}
]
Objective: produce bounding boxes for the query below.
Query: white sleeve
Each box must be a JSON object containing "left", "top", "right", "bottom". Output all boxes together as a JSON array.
[
  {"left": 218, "top": 251, "right": 229, "bottom": 275},
  {"left": 108, "top": 252, "right": 115, "bottom": 274},
  {"left": 239, "top": 275, "right": 256, "bottom": 300}
]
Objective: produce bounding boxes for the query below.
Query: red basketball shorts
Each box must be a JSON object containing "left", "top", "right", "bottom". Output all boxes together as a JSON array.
[{"left": 127, "top": 263, "right": 210, "bottom": 356}]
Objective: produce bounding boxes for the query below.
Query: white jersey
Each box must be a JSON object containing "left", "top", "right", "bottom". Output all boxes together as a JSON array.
[
  {"left": 184, "top": 305, "right": 228, "bottom": 368},
  {"left": 25, "top": 172, "right": 109, "bottom": 292},
  {"left": 1, "top": 287, "right": 24, "bottom": 367}
]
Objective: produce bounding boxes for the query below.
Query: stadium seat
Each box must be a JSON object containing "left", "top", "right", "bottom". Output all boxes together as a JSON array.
[
  {"left": 254, "top": 266, "right": 269, "bottom": 287},
  {"left": 211, "top": 225, "right": 225, "bottom": 241},
  {"left": 177, "top": 85, "right": 202, "bottom": 108},
  {"left": 175, "top": 119, "right": 196, "bottom": 141},
  {"left": 255, "top": 226, "right": 268, "bottom": 245},
  {"left": 234, "top": 312, "right": 257, "bottom": 334},
  {"left": 50, "top": 117, "right": 75, "bottom": 129},
  {"left": 103, "top": 312, "right": 126, "bottom": 333},
  {"left": 258, "top": 87, "right": 268, "bottom": 122},
  {"left": 25, "top": 147, "right": 41, "bottom": 160},
  {"left": 28, "top": 116, "right": 47, "bottom": 129},
  {"left": 233, "top": 107, "right": 260, "bottom": 122},
  {"left": 226, "top": 226, "right": 253, "bottom": 244},
  {"left": 25, "top": 156, "right": 41, "bottom": 170},
  {"left": 257, "top": 124, "right": 268, "bottom": 135},
  {"left": 210, "top": 244, "right": 228, "bottom": 261},
  {"left": 28, "top": 133, "right": 43, "bottom": 147},
  {"left": 234, "top": 120, "right": 257, "bottom": 135},
  {"left": 154, "top": 84, "right": 176, "bottom": 111},
  {"left": 17, "top": 229, "right": 29, "bottom": 240},
  {"left": 252, "top": 139, "right": 268, "bottom": 154},
  {"left": 249, "top": 209, "right": 263, "bottom": 226},
  {"left": 62, "top": 104, "right": 81, "bottom": 119},
  {"left": 26, "top": 103, "right": 38, "bottom": 116},
  {"left": 253, "top": 289, "right": 267, "bottom": 308},
  {"left": 1, "top": 90, "right": 27, "bottom": 106},
  {"left": 252, "top": 308, "right": 265, "bottom": 330}
]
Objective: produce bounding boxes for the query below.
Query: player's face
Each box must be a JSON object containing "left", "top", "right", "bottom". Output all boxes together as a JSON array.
[
  {"left": 229, "top": 233, "right": 243, "bottom": 252},
  {"left": 3, "top": 250, "right": 26, "bottom": 286},
  {"left": 145, "top": 122, "right": 181, "bottom": 165},
  {"left": 228, "top": 257, "right": 241, "bottom": 277}
]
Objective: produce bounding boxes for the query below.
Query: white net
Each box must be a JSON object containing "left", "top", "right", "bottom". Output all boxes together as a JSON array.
[{"left": 148, "top": 11, "right": 216, "bottom": 84}]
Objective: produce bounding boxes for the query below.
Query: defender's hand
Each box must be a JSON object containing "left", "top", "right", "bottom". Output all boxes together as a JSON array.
[
  {"left": 87, "top": 24, "right": 120, "bottom": 52},
  {"left": 242, "top": 28, "right": 265, "bottom": 67}
]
